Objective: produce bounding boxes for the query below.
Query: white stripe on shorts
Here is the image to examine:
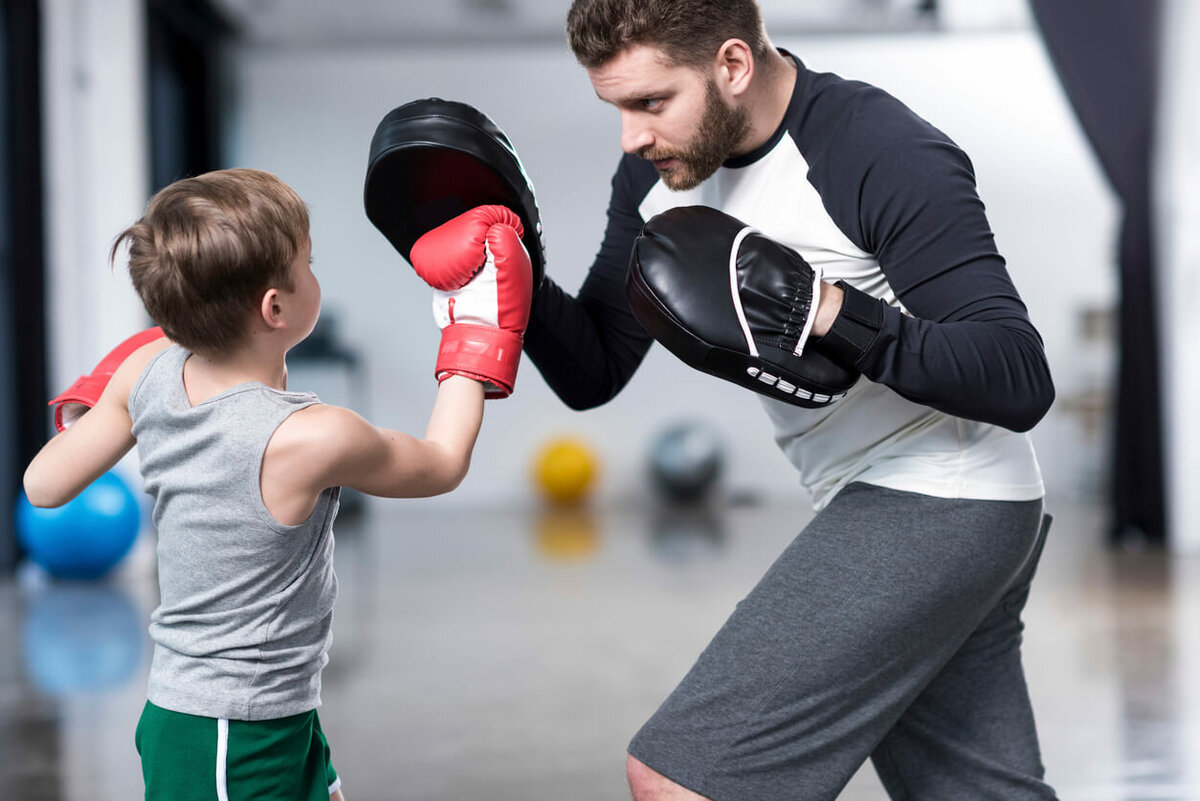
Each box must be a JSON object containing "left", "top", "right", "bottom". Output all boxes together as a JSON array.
[{"left": 216, "top": 718, "right": 230, "bottom": 801}]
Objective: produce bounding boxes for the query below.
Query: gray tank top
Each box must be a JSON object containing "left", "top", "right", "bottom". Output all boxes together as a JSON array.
[{"left": 129, "top": 345, "right": 339, "bottom": 720}]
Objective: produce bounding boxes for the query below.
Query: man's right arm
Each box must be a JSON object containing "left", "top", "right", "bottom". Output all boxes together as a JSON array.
[{"left": 523, "top": 155, "right": 656, "bottom": 410}]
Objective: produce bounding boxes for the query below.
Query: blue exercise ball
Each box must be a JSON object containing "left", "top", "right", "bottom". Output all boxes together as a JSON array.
[
  {"left": 648, "top": 421, "right": 725, "bottom": 503},
  {"left": 15, "top": 471, "right": 142, "bottom": 580}
]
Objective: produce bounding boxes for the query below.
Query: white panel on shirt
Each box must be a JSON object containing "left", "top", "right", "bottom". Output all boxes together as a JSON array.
[
  {"left": 641, "top": 133, "right": 898, "bottom": 303},
  {"left": 637, "top": 134, "right": 1043, "bottom": 509}
]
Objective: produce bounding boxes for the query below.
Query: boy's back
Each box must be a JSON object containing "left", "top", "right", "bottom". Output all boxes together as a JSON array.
[{"left": 131, "top": 344, "right": 339, "bottom": 721}]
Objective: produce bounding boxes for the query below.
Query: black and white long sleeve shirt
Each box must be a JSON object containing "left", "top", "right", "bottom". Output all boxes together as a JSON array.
[{"left": 525, "top": 52, "right": 1054, "bottom": 508}]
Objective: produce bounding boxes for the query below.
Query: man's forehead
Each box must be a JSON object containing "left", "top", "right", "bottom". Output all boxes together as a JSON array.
[{"left": 588, "top": 44, "right": 695, "bottom": 103}]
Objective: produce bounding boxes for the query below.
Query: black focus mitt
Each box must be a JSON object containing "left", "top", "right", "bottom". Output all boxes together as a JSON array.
[
  {"left": 364, "top": 97, "right": 546, "bottom": 289},
  {"left": 628, "top": 206, "right": 859, "bottom": 408}
]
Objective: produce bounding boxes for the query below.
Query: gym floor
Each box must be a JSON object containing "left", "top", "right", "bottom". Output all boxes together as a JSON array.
[{"left": 2, "top": 494, "right": 1198, "bottom": 800}]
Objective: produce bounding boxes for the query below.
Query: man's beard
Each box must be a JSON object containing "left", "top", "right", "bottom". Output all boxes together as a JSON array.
[{"left": 640, "top": 79, "right": 750, "bottom": 191}]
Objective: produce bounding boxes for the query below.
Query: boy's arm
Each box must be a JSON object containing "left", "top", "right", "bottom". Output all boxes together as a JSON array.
[
  {"left": 23, "top": 338, "right": 171, "bottom": 507},
  {"left": 49, "top": 326, "right": 166, "bottom": 430},
  {"left": 265, "top": 203, "right": 529, "bottom": 511},
  {"left": 269, "top": 375, "right": 486, "bottom": 503}
]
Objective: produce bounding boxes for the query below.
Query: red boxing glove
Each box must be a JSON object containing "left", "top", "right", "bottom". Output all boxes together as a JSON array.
[
  {"left": 410, "top": 205, "right": 533, "bottom": 398},
  {"left": 48, "top": 326, "right": 166, "bottom": 431}
]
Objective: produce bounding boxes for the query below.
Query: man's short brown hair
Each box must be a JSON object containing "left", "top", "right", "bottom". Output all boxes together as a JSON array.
[
  {"left": 566, "top": 0, "right": 771, "bottom": 70},
  {"left": 113, "top": 168, "right": 309, "bottom": 355}
]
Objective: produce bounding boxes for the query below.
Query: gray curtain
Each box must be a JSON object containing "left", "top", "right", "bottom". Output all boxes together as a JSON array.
[
  {"left": 1029, "top": 0, "right": 1165, "bottom": 544},
  {"left": 1, "top": 0, "right": 48, "bottom": 573}
]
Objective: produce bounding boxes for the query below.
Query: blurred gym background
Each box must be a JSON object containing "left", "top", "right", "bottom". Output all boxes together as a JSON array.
[{"left": 2, "top": 0, "right": 1199, "bottom": 798}]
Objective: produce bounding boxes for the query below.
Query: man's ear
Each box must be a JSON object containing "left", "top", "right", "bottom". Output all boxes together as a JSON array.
[
  {"left": 260, "top": 287, "right": 286, "bottom": 330},
  {"left": 715, "top": 38, "right": 754, "bottom": 97}
]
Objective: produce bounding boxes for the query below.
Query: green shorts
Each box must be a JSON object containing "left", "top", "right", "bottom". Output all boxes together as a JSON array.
[{"left": 135, "top": 701, "right": 341, "bottom": 801}]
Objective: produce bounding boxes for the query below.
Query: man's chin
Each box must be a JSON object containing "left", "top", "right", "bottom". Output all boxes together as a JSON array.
[{"left": 658, "top": 167, "right": 700, "bottom": 192}]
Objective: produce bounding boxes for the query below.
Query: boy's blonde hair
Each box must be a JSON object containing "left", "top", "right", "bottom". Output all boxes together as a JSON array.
[{"left": 113, "top": 168, "right": 310, "bottom": 354}]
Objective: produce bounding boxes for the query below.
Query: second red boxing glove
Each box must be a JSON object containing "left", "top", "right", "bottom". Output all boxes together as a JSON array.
[{"left": 48, "top": 326, "right": 167, "bottom": 431}]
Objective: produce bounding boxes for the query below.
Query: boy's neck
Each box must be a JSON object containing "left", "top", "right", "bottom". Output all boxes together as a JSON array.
[{"left": 184, "top": 339, "right": 290, "bottom": 402}]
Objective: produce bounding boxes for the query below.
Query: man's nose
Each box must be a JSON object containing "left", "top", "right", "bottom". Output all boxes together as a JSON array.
[{"left": 620, "top": 112, "right": 653, "bottom": 155}]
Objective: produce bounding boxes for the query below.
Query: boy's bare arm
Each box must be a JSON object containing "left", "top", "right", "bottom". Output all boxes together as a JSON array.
[
  {"left": 23, "top": 338, "right": 171, "bottom": 507},
  {"left": 266, "top": 375, "right": 486, "bottom": 508}
]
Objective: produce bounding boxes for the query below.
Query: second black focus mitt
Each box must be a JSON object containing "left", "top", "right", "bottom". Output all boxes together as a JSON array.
[{"left": 627, "top": 206, "right": 859, "bottom": 409}]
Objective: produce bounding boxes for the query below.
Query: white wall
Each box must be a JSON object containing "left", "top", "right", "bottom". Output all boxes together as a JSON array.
[
  {"left": 1156, "top": 0, "right": 1200, "bottom": 554},
  {"left": 42, "top": 0, "right": 151, "bottom": 397},
  {"left": 228, "top": 29, "right": 1117, "bottom": 511}
]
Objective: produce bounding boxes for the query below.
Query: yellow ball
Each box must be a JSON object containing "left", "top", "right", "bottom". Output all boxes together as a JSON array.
[{"left": 533, "top": 438, "right": 598, "bottom": 506}]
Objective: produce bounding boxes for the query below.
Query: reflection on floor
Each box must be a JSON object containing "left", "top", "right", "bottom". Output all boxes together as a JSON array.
[{"left": 2, "top": 495, "right": 1199, "bottom": 800}]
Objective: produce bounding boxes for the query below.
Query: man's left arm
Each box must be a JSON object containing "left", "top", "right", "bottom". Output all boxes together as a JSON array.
[{"left": 813, "top": 119, "right": 1055, "bottom": 433}]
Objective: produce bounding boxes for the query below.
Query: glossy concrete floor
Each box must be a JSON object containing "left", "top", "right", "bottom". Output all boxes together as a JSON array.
[{"left": 2, "top": 493, "right": 1199, "bottom": 800}]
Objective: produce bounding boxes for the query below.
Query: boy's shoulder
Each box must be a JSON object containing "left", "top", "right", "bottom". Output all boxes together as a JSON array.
[
  {"left": 277, "top": 401, "right": 361, "bottom": 436},
  {"left": 264, "top": 402, "right": 378, "bottom": 498},
  {"left": 112, "top": 337, "right": 174, "bottom": 407},
  {"left": 270, "top": 402, "right": 375, "bottom": 462}
]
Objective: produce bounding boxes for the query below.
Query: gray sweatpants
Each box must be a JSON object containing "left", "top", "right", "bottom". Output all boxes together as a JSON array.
[{"left": 628, "top": 482, "right": 1056, "bottom": 800}]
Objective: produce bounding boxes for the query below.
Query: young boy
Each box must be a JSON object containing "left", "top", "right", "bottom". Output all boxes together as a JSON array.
[{"left": 23, "top": 168, "right": 533, "bottom": 800}]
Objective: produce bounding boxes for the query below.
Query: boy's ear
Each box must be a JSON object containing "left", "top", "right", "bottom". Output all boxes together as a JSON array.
[{"left": 260, "top": 287, "right": 286, "bottom": 330}]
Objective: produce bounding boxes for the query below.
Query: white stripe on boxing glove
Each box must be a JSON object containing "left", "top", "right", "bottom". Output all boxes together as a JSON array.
[{"left": 431, "top": 239, "right": 501, "bottom": 330}]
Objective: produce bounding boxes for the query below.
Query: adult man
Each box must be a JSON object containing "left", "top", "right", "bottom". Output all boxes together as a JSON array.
[{"left": 523, "top": 1, "right": 1058, "bottom": 798}]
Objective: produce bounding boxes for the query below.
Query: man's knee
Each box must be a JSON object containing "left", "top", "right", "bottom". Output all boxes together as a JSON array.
[
  {"left": 626, "top": 755, "right": 658, "bottom": 800},
  {"left": 626, "top": 754, "right": 710, "bottom": 801}
]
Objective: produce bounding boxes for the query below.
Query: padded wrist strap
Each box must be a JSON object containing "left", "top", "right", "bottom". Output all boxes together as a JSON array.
[
  {"left": 436, "top": 324, "right": 522, "bottom": 399},
  {"left": 815, "top": 281, "right": 885, "bottom": 366}
]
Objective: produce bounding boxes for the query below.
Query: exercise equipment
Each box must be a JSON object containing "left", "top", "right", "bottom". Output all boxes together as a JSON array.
[
  {"left": 628, "top": 206, "right": 859, "bottom": 408},
  {"left": 647, "top": 421, "right": 725, "bottom": 503},
  {"left": 409, "top": 205, "right": 533, "bottom": 398},
  {"left": 15, "top": 471, "right": 142, "bottom": 579},
  {"left": 532, "top": 437, "right": 598, "bottom": 506},
  {"left": 365, "top": 97, "right": 546, "bottom": 290},
  {"left": 49, "top": 326, "right": 165, "bottom": 431}
]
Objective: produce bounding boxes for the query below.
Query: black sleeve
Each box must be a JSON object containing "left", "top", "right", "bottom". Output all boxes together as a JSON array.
[
  {"left": 523, "top": 155, "right": 656, "bottom": 410},
  {"left": 810, "top": 92, "right": 1055, "bottom": 432}
]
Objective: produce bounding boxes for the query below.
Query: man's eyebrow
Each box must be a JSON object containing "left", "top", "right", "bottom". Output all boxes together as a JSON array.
[{"left": 596, "top": 88, "right": 660, "bottom": 107}]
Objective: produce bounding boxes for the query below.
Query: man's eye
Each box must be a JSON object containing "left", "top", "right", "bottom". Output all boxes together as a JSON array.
[{"left": 641, "top": 98, "right": 663, "bottom": 111}]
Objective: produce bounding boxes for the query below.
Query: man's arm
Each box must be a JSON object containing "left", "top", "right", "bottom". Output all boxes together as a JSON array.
[
  {"left": 810, "top": 91, "right": 1055, "bottom": 432},
  {"left": 523, "top": 155, "right": 656, "bottom": 409}
]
